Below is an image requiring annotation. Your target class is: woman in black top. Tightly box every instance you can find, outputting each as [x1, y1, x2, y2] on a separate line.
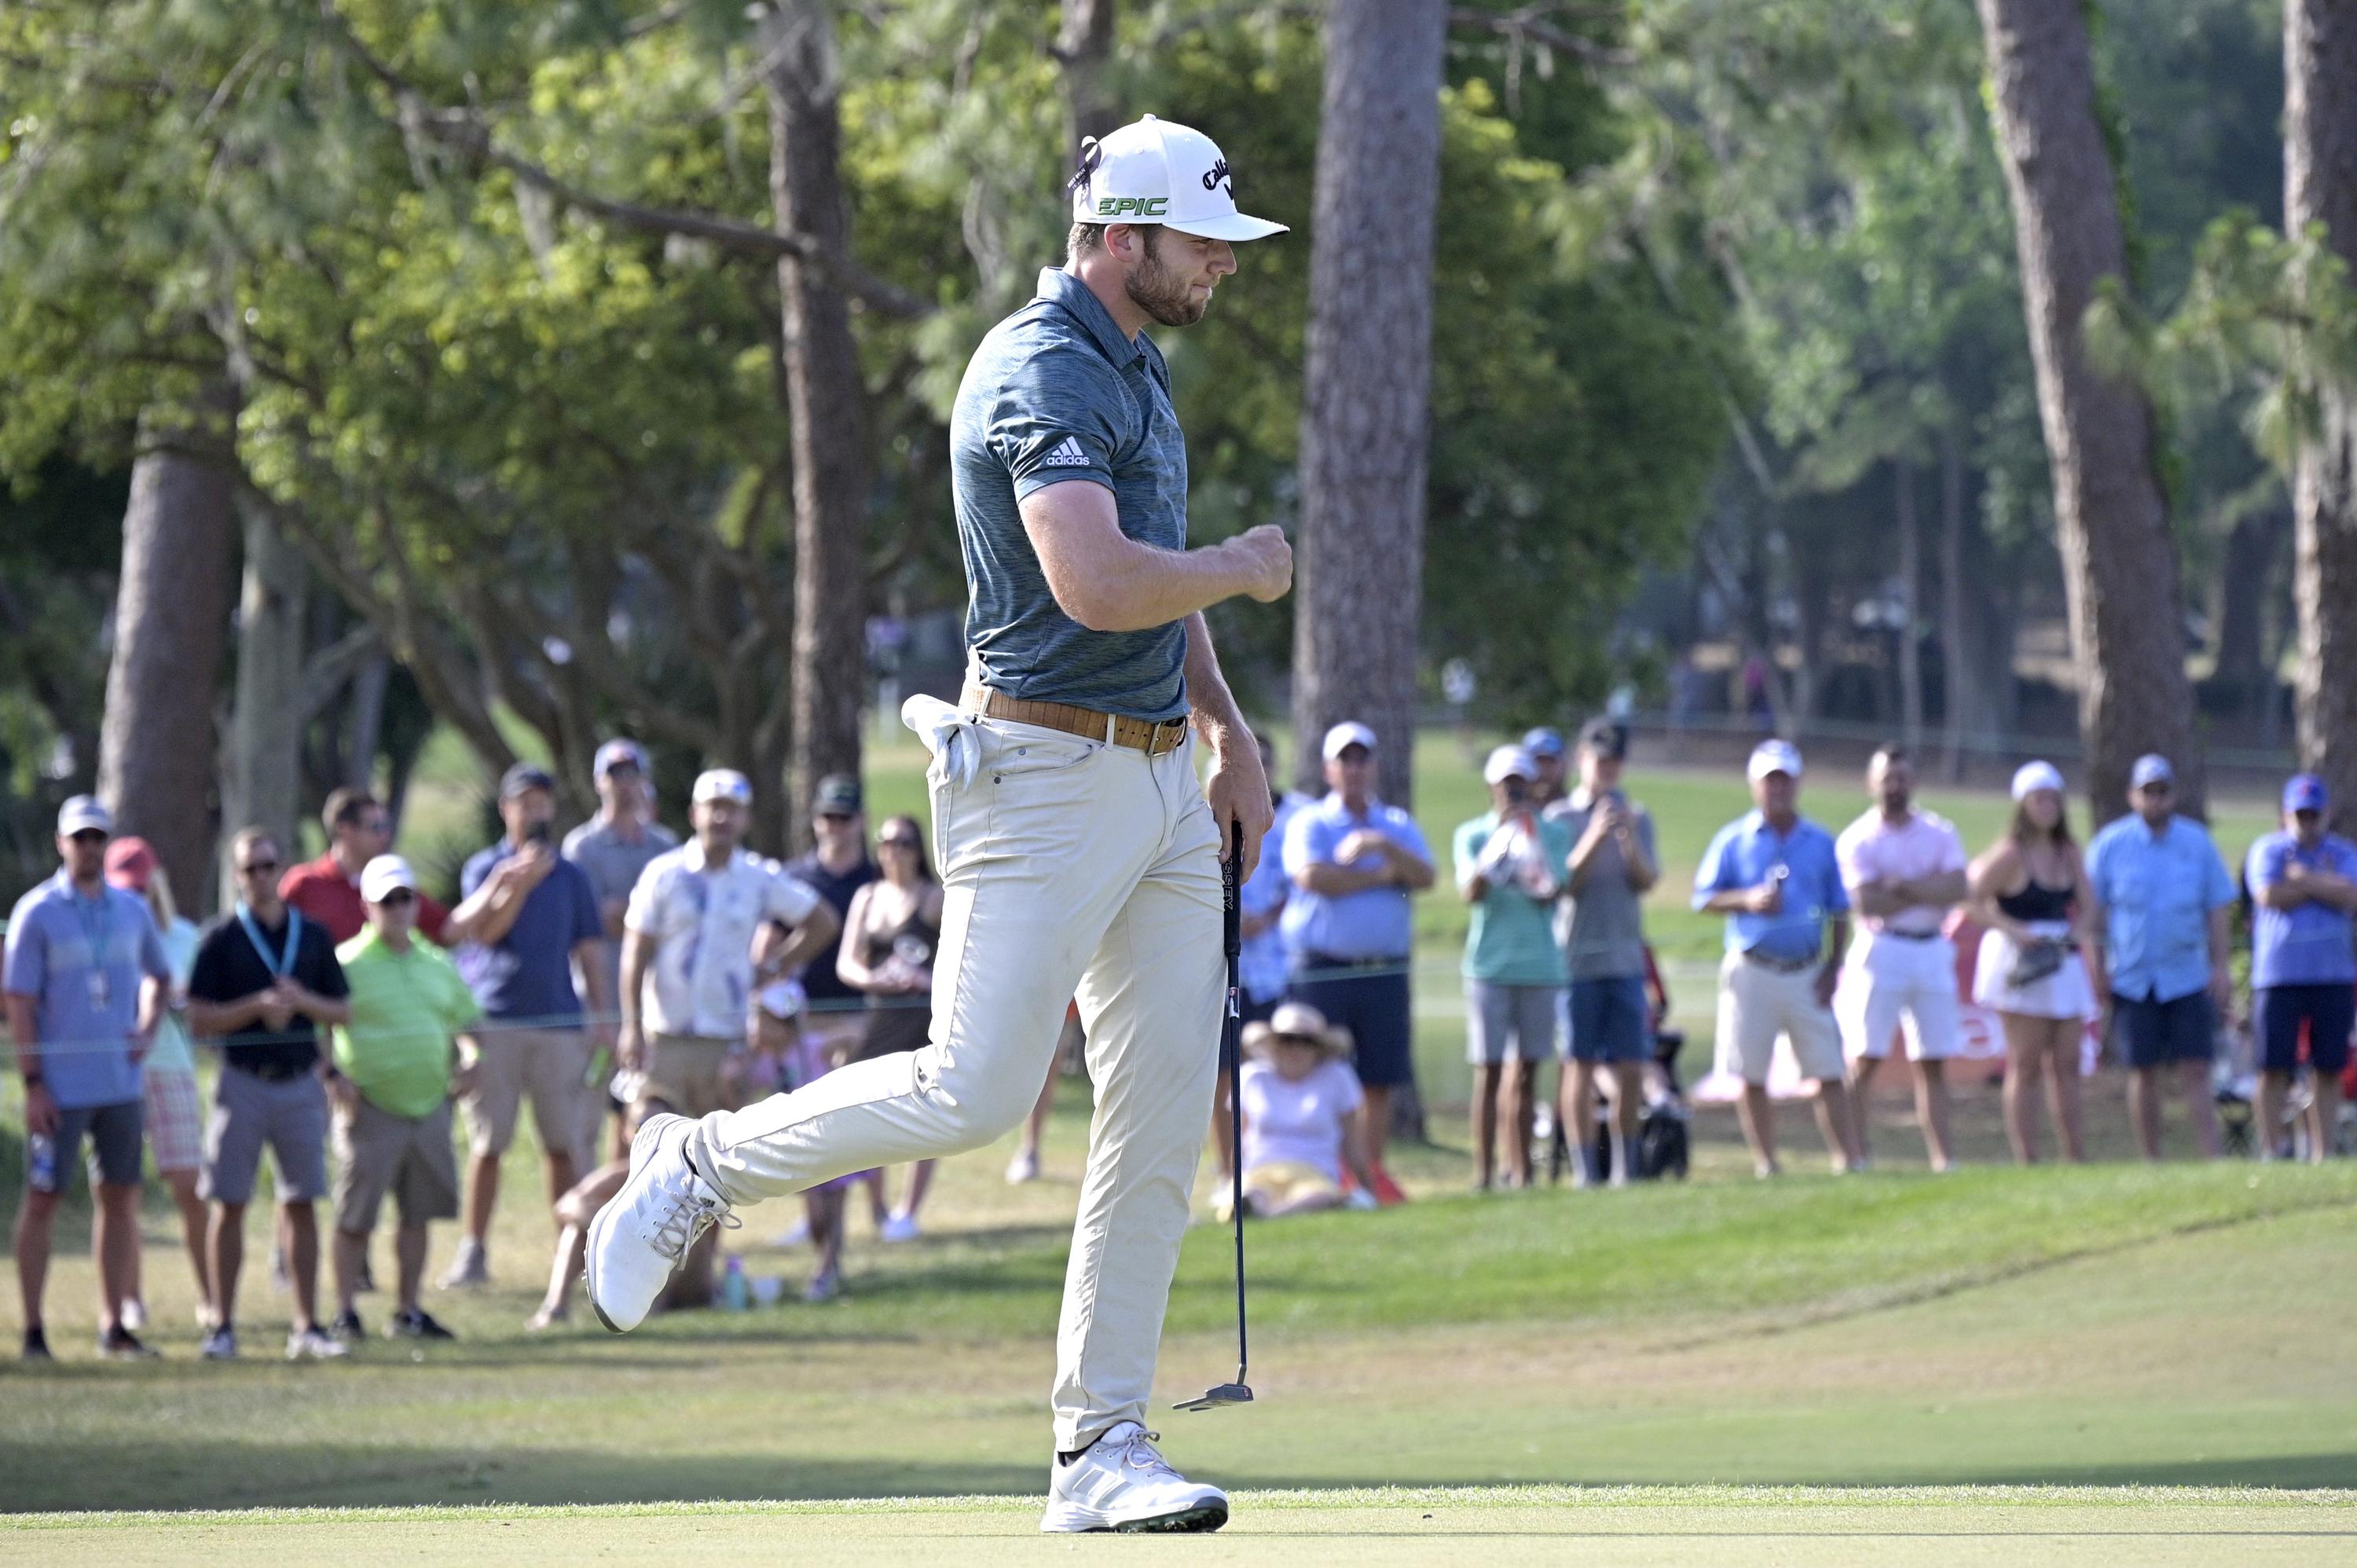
[1967, 762, 2096, 1163]
[834, 815, 944, 1240]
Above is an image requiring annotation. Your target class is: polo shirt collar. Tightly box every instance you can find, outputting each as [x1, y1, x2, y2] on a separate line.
[1035, 267, 1143, 368]
[682, 839, 739, 874]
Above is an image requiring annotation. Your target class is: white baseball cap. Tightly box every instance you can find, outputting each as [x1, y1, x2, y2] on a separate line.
[692, 768, 753, 806]
[359, 854, 420, 904]
[1747, 739, 1805, 782]
[2011, 760, 2066, 801]
[1483, 745, 1539, 786]
[1322, 721, 1378, 761]
[56, 795, 112, 837]
[1071, 115, 1288, 243]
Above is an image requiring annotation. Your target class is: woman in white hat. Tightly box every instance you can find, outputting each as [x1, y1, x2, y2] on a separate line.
[1219, 1002, 1380, 1220]
[1967, 761, 2096, 1163]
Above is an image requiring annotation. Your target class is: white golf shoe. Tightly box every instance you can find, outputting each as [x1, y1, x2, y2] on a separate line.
[584, 1112, 737, 1332]
[1040, 1422, 1229, 1533]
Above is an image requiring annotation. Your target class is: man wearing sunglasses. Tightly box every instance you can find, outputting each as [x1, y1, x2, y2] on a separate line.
[324, 855, 482, 1341]
[187, 827, 354, 1360]
[5, 796, 172, 1361]
[2084, 755, 2235, 1160]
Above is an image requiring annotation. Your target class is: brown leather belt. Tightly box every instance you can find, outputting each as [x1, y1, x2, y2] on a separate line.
[962, 681, 1189, 757]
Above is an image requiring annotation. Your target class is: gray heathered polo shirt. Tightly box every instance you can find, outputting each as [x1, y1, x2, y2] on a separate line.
[948, 267, 1190, 722]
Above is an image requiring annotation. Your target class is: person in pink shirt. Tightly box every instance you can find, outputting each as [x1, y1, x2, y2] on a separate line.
[1835, 745, 1970, 1170]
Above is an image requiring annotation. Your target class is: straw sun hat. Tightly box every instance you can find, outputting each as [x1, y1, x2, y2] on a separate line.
[1241, 1001, 1354, 1062]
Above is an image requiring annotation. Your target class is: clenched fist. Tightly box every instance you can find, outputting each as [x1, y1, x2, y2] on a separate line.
[1226, 525, 1293, 603]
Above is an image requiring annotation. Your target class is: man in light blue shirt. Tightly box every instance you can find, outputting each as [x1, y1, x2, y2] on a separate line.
[2245, 772, 2356, 1160]
[3, 796, 170, 1360]
[1692, 741, 1860, 1175]
[1282, 721, 1435, 1192]
[2084, 754, 2234, 1161]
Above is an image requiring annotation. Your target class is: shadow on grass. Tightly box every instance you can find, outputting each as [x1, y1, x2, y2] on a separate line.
[5, 1436, 2353, 1514]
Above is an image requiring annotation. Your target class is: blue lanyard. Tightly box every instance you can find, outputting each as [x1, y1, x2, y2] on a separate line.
[236, 903, 302, 978]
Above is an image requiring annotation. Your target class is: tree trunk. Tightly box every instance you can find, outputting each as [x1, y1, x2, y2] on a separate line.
[1976, 0, 2201, 822]
[1895, 457, 1924, 753]
[2287, 0, 2357, 838]
[97, 385, 240, 910]
[2209, 502, 2289, 709]
[1291, 0, 1446, 805]
[346, 649, 390, 792]
[219, 505, 308, 907]
[765, 0, 868, 852]
[1057, 0, 1121, 166]
[1938, 426, 1971, 779]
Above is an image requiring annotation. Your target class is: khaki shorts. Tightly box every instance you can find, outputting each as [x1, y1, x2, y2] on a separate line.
[1217, 1159, 1341, 1222]
[460, 1025, 596, 1164]
[332, 1097, 460, 1233]
[1716, 952, 1845, 1086]
[641, 1034, 742, 1120]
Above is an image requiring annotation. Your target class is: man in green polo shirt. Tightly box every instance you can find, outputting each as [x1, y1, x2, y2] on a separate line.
[327, 855, 479, 1341]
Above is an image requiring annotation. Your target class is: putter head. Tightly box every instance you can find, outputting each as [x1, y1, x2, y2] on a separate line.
[1173, 1382, 1254, 1412]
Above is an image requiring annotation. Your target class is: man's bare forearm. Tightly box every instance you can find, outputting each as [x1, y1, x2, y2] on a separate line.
[1182, 614, 1248, 754]
[1022, 489, 1263, 632]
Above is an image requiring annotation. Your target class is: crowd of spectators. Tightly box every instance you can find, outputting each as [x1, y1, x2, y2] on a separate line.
[6, 720, 2352, 1360]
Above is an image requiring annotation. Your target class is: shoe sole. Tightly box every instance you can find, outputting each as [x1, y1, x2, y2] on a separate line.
[1041, 1501, 1229, 1534]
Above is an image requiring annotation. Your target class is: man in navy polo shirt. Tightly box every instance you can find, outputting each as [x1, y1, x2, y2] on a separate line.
[2085, 754, 2234, 1161]
[2245, 772, 2356, 1160]
[1693, 740, 1861, 1176]
[586, 114, 1291, 1533]
[1282, 720, 1435, 1199]
[442, 762, 609, 1287]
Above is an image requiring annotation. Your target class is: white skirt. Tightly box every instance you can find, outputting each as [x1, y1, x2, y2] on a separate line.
[1971, 921, 2096, 1021]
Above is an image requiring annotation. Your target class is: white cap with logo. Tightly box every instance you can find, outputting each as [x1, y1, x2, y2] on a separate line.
[359, 854, 420, 905]
[1071, 115, 1288, 243]
[1747, 739, 1805, 782]
[692, 768, 753, 806]
[1483, 745, 1539, 786]
[56, 795, 112, 837]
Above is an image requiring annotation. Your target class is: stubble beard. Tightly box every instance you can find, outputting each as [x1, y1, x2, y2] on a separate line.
[1126, 243, 1206, 328]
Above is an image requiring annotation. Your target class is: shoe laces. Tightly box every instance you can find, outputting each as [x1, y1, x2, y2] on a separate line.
[647, 1183, 739, 1261]
[1114, 1428, 1178, 1480]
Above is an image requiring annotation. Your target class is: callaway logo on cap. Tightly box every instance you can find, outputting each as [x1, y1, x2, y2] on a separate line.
[1069, 115, 1288, 243]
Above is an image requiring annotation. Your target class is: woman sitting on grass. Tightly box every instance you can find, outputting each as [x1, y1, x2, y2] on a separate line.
[1219, 1002, 1380, 1220]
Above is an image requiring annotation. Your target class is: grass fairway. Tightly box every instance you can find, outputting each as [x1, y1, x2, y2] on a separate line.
[7, 1488, 2350, 1565]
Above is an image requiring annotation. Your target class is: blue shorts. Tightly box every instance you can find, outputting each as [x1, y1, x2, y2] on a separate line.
[1567, 975, 1650, 1064]
[1290, 959, 1415, 1089]
[2110, 991, 2216, 1070]
[2254, 983, 2355, 1075]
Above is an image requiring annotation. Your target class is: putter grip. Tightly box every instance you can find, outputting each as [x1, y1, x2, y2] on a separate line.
[1223, 820, 1241, 959]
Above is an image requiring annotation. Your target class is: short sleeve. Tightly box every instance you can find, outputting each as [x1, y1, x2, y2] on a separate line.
[137, 907, 170, 982]
[1283, 808, 1324, 879]
[2201, 835, 2235, 910]
[1937, 823, 1969, 874]
[2084, 831, 2113, 903]
[990, 345, 1128, 502]
[308, 932, 350, 1000]
[1820, 841, 1853, 914]
[1692, 826, 1736, 907]
[624, 863, 669, 936]
[1635, 810, 1658, 866]
[766, 869, 823, 928]
[460, 850, 495, 900]
[1452, 821, 1484, 890]
[1387, 809, 1432, 863]
[186, 926, 235, 1004]
[2246, 837, 2287, 894]
[2, 907, 45, 998]
[1325, 1060, 1365, 1116]
[438, 957, 484, 1032]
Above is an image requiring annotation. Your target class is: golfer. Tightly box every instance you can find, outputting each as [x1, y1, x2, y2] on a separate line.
[588, 114, 1290, 1535]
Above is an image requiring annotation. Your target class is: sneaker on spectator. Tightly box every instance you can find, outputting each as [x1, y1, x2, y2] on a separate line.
[22, 1327, 52, 1362]
[803, 1269, 840, 1304]
[1004, 1148, 1041, 1185]
[286, 1326, 350, 1361]
[438, 1238, 490, 1290]
[200, 1325, 238, 1361]
[98, 1324, 159, 1361]
[120, 1298, 147, 1333]
[329, 1309, 366, 1343]
[389, 1309, 456, 1341]
[1369, 1166, 1408, 1206]
[879, 1211, 922, 1244]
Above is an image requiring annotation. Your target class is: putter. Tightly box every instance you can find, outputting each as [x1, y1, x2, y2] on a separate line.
[1176, 819, 1254, 1413]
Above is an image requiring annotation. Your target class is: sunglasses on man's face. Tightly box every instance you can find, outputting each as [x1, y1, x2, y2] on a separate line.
[2139, 782, 2173, 797]
[879, 836, 921, 850]
[239, 859, 280, 876]
[374, 889, 416, 908]
[68, 830, 108, 845]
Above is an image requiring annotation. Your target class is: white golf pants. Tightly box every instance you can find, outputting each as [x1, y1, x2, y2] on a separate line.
[685, 715, 1223, 1450]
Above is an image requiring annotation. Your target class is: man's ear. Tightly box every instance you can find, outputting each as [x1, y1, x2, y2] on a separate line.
[1102, 222, 1143, 262]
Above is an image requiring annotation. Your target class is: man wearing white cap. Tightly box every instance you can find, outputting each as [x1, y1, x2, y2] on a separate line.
[1692, 741, 1862, 1175]
[1281, 720, 1436, 1199]
[1452, 746, 1571, 1190]
[620, 770, 837, 1125]
[588, 114, 1290, 1533]
[1834, 745, 1970, 1171]
[327, 855, 480, 1342]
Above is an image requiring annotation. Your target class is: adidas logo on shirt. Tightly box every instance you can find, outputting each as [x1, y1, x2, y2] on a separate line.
[1040, 436, 1091, 467]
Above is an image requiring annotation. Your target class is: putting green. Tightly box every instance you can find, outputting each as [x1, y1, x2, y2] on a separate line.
[7, 1487, 2349, 1565]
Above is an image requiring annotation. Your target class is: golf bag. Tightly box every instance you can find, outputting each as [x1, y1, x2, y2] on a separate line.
[1545, 1028, 1691, 1181]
